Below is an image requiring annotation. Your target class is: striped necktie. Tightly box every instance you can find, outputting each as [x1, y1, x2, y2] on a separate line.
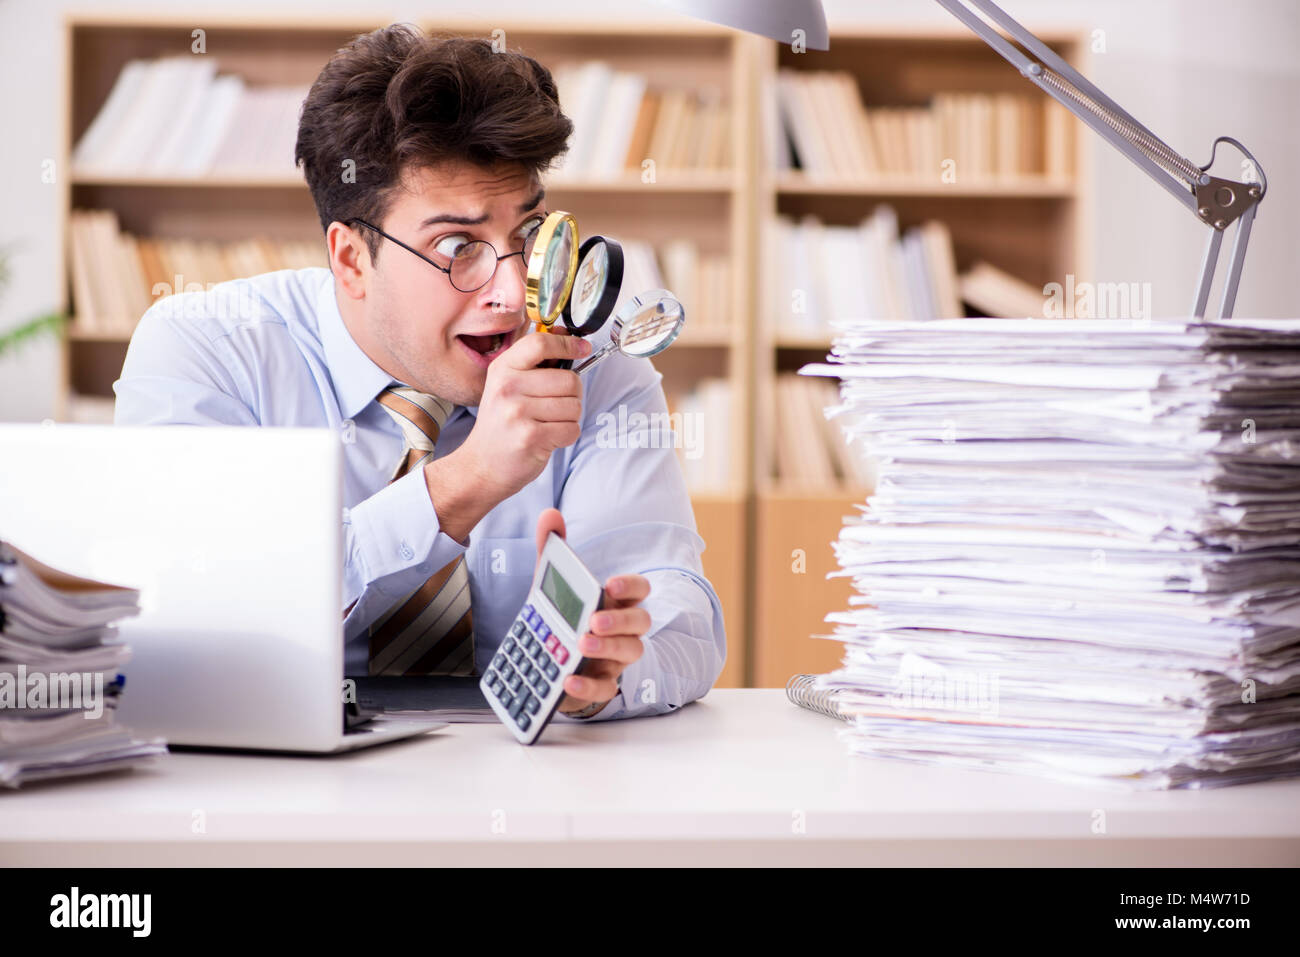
[367, 385, 476, 677]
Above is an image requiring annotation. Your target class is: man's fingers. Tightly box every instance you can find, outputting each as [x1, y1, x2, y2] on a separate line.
[515, 370, 582, 400]
[535, 508, 565, 558]
[519, 395, 583, 423]
[532, 420, 583, 450]
[564, 670, 619, 705]
[604, 574, 651, 604]
[578, 633, 644, 665]
[589, 607, 651, 637]
[505, 329, 591, 371]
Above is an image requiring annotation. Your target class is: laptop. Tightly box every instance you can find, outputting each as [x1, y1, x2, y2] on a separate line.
[0, 423, 454, 752]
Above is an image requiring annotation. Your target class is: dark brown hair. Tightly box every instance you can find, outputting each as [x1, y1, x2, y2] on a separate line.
[295, 24, 572, 262]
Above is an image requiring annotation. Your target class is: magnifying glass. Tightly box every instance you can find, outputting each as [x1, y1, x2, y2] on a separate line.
[563, 236, 624, 337]
[544, 236, 626, 370]
[525, 211, 579, 330]
[571, 290, 685, 375]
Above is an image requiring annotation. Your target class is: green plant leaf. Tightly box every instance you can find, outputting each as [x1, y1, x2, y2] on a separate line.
[0, 312, 66, 358]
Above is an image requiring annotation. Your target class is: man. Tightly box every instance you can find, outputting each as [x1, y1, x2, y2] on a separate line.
[113, 25, 725, 721]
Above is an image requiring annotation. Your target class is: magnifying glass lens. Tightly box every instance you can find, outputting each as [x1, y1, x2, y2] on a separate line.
[572, 244, 608, 327]
[619, 295, 684, 357]
[538, 219, 575, 318]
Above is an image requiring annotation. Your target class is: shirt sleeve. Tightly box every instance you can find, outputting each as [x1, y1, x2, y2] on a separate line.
[113, 302, 260, 427]
[113, 299, 469, 677]
[551, 353, 727, 722]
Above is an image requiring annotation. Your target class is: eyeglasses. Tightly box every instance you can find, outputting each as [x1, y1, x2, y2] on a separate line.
[347, 217, 542, 294]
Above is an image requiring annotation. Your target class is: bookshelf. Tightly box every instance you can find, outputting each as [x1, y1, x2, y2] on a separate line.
[750, 26, 1091, 686]
[57, 15, 1092, 690]
[58, 13, 753, 687]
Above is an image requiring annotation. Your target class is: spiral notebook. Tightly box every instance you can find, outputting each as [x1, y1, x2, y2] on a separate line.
[785, 673, 849, 723]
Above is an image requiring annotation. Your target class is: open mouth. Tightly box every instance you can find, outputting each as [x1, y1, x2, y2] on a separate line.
[456, 326, 517, 366]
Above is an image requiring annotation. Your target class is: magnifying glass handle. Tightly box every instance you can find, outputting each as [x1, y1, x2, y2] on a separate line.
[572, 341, 616, 375]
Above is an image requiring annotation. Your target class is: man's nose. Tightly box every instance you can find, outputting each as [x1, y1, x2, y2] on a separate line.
[480, 252, 527, 315]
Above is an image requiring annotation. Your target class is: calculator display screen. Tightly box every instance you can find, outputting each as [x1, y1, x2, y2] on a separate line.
[540, 562, 583, 631]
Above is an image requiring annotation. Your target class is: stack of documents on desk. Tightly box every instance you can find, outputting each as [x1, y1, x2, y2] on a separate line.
[0, 540, 166, 787]
[800, 318, 1300, 790]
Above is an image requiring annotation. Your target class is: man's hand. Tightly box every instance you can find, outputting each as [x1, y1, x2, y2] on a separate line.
[534, 508, 649, 718]
[424, 331, 591, 544]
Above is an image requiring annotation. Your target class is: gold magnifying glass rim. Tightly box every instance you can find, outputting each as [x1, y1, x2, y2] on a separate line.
[525, 210, 579, 327]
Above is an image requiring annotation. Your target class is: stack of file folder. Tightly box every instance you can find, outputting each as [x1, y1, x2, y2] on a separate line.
[801, 318, 1300, 789]
[0, 540, 166, 787]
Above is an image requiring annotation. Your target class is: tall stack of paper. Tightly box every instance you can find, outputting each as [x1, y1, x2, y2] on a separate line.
[0, 541, 166, 787]
[801, 318, 1300, 790]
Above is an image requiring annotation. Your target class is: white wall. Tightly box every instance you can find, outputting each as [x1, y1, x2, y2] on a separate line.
[2, 0, 1296, 421]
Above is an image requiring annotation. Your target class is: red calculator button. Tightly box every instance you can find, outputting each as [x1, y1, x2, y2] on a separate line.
[554, 645, 569, 665]
[545, 635, 559, 652]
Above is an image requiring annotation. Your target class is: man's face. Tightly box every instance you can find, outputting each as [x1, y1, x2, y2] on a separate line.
[356, 161, 546, 406]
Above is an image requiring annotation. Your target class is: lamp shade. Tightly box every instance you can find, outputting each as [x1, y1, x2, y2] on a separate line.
[648, 0, 829, 50]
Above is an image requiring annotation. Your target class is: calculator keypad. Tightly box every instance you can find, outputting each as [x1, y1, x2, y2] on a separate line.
[483, 602, 582, 743]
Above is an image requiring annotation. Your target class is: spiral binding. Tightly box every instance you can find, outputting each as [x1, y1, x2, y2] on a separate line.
[785, 673, 849, 723]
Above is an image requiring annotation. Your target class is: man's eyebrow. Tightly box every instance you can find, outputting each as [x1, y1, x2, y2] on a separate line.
[519, 189, 545, 212]
[417, 210, 489, 230]
[415, 190, 545, 232]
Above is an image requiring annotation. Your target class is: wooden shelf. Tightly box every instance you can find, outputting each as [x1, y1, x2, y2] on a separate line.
[774, 173, 1077, 198]
[549, 173, 737, 192]
[66, 325, 133, 343]
[70, 171, 739, 192]
[672, 328, 733, 348]
[772, 334, 835, 350]
[70, 171, 305, 188]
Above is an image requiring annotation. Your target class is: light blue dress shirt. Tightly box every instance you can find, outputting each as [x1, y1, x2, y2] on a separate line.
[113, 266, 726, 721]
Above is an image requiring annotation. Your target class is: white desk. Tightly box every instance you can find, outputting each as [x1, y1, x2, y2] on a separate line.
[3, 690, 1298, 866]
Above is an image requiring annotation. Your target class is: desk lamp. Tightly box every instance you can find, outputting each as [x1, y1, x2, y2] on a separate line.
[654, 0, 1267, 319]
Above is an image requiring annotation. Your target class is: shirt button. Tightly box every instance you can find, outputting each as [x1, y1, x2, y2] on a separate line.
[399, 541, 414, 561]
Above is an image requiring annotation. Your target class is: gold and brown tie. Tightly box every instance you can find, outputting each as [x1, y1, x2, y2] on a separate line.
[367, 385, 476, 677]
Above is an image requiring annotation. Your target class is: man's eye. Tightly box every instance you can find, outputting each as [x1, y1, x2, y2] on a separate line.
[433, 234, 471, 259]
[515, 217, 546, 250]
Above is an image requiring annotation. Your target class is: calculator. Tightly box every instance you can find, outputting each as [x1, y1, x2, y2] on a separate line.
[480, 531, 606, 744]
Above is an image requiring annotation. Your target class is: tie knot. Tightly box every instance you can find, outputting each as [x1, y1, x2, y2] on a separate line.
[375, 385, 455, 452]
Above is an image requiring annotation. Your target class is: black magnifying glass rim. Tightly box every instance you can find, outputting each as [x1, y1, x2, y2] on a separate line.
[562, 235, 624, 337]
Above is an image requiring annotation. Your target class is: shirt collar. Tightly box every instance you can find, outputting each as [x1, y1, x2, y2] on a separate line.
[317, 271, 397, 420]
[317, 271, 480, 422]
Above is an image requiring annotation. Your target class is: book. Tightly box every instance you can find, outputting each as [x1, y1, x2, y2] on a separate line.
[71, 56, 306, 176]
[959, 260, 1046, 318]
[65, 210, 329, 337]
[775, 75, 1052, 182]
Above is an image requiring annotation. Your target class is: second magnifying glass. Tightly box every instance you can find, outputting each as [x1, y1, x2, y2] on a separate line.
[547, 235, 625, 369]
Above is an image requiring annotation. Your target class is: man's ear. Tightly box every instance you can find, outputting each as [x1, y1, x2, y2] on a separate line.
[535, 508, 566, 560]
[328, 221, 369, 301]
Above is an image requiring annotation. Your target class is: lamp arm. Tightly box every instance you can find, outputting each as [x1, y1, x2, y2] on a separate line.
[934, 0, 1267, 318]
